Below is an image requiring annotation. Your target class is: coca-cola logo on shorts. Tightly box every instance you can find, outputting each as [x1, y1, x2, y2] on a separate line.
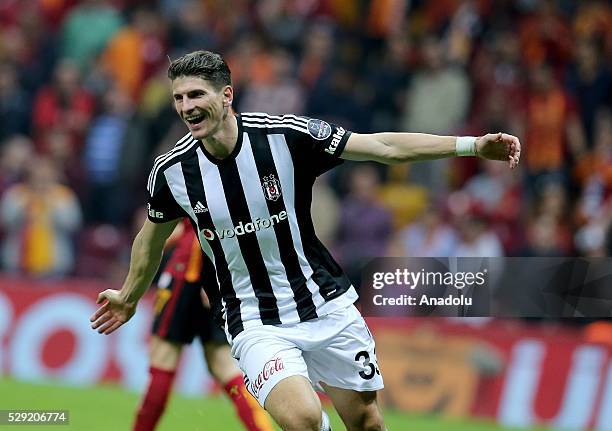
[249, 357, 285, 398]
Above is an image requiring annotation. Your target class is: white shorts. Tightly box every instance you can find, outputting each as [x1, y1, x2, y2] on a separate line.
[230, 304, 384, 406]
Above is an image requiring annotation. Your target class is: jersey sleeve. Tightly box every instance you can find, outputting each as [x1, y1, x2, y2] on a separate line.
[147, 175, 187, 223]
[292, 117, 352, 176]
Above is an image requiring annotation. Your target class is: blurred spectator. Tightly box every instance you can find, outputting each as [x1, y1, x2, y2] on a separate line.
[297, 21, 335, 91]
[255, 0, 309, 49]
[140, 69, 185, 163]
[12, 2, 59, 90]
[401, 35, 470, 193]
[573, 0, 612, 58]
[566, 38, 612, 145]
[37, 0, 79, 32]
[520, 215, 567, 257]
[445, 0, 483, 66]
[471, 30, 525, 124]
[239, 48, 305, 115]
[193, 1, 251, 50]
[139, 67, 172, 122]
[0, 9, 57, 96]
[83, 85, 148, 226]
[454, 85, 523, 189]
[225, 36, 273, 105]
[462, 160, 522, 251]
[401, 35, 470, 136]
[310, 1, 351, 33]
[31, 59, 95, 156]
[523, 63, 586, 194]
[0, 157, 81, 277]
[307, 64, 369, 132]
[0, 135, 33, 195]
[520, 182, 573, 256]
[60, 0, 123, 71]
[82, 53, 115, 101]
[535, 181, 570, 222]
[364, 32, 411, 132]
[390, 208, 458, 257]
[575, 220, 610, 257]
[168, 0, 220, 55]
[102, 7, 167, 102]
[463, 161, 521, 219]
[334, 164, 393, 286]
[573, 109, 612, 257]
[0, 64, 30, 142]
[311, 175, 340, 248]
[45, 127, 87, 197]
[518, 0, 573, 71]
[454, 214, 504, 257]
[378, 164, 429, 229]
[74, 223, 130, 281]
[366, 0, 408, 39]
[574, 109, 612, 224]
[0, 0, 22, 27]
[457, 51, 522, 183]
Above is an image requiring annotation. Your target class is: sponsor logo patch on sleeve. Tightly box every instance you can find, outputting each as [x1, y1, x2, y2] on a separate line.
[307, 119, 332, 140]
[324, 126, 346, 155]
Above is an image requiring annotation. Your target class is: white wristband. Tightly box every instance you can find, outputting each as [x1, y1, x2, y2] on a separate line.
[456, 136, 477, 157]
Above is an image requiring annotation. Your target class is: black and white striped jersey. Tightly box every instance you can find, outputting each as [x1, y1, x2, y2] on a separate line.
[146, 113, 358, 339]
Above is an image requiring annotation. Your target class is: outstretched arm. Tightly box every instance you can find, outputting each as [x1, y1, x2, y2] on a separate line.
[90, 218, 179, 334]
[342, 131, 521, 168]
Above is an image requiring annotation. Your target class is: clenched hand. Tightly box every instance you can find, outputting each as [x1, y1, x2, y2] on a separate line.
[476, 132, 521, 169]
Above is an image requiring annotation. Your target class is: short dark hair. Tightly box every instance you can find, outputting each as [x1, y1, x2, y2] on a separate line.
[167, 50, 231, 89]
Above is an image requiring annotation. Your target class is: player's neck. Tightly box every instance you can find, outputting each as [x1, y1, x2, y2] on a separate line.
[201, 113, 238, 160]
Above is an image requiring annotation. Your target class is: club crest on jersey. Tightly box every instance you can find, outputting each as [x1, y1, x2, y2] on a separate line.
[307, 119, 332, 140]
[262, 174, 282, 201]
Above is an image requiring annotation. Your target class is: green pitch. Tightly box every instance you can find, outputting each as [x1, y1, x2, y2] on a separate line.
[0, 378, 549, 430]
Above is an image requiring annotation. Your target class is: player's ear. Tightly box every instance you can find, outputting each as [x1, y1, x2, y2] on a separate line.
[223, 85, 233, 107]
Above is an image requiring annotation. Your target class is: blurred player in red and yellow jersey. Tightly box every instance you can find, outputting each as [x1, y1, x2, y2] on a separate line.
[133, 219, 272, 431]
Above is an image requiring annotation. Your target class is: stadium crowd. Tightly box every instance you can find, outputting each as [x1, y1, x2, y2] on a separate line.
[0, 0, 610, 283]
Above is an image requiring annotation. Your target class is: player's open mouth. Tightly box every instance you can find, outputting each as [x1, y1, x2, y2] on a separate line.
[185, 114, 205, 127]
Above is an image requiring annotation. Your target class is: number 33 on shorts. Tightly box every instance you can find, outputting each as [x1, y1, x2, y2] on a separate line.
[355, 349, 380, 380]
